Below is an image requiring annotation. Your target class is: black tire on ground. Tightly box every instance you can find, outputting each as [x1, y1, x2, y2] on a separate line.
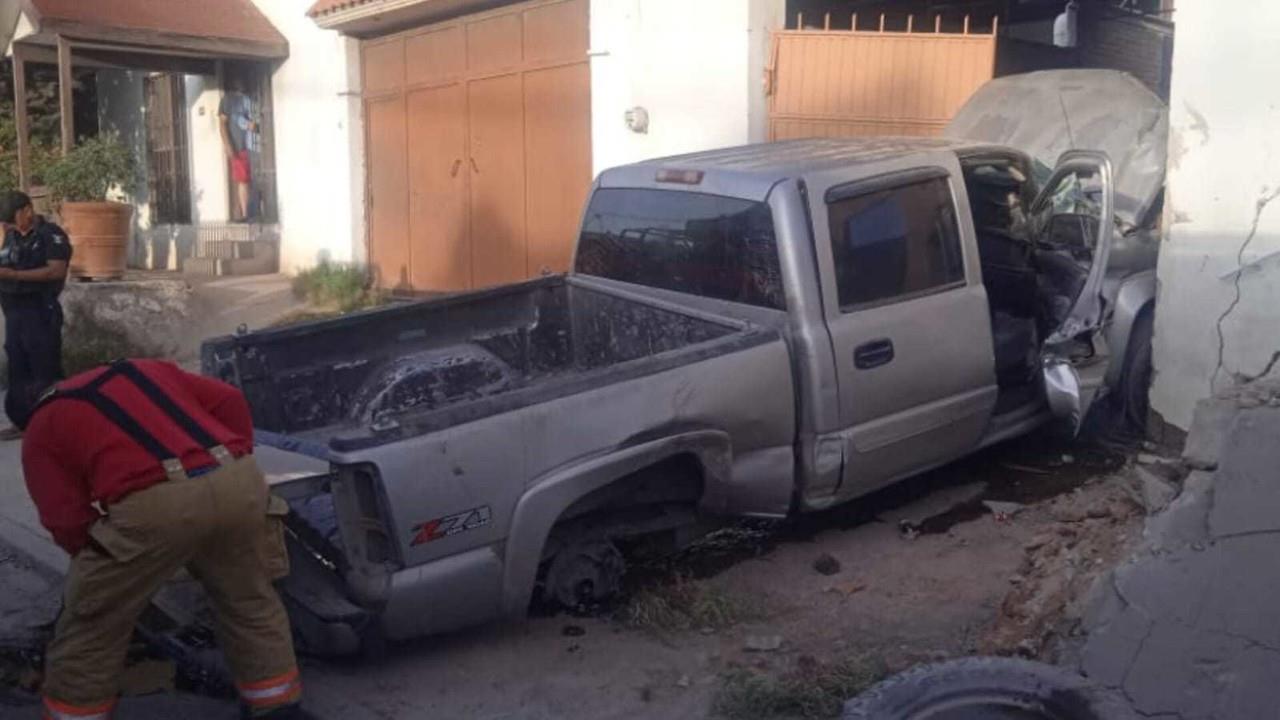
[1119, 307, 1155, 431]
[842, 657, 1138, 720]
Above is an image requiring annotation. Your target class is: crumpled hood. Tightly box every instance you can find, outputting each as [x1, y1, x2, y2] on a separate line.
[944, 69, 1168, 230]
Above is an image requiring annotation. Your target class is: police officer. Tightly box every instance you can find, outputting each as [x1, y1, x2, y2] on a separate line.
[22, 358, 313, 719]
[0, 190, 71, 432]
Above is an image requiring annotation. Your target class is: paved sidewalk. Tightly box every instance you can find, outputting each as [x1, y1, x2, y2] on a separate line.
[1078, 381, 1280, 719]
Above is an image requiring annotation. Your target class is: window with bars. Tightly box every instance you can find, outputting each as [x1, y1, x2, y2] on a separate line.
[143, 73, 192, 225]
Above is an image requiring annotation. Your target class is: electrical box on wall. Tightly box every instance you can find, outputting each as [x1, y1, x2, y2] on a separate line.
[624, 106, 649, 134]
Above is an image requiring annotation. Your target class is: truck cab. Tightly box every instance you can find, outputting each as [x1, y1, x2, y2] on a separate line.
[584, 137, 1119, 512]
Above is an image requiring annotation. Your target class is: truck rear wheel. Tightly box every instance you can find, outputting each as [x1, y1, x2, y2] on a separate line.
[544, 540, 626, 609]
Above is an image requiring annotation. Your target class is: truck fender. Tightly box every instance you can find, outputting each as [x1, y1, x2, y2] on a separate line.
[1103, 269, 1157, 390]
[500, 429, 732, 617]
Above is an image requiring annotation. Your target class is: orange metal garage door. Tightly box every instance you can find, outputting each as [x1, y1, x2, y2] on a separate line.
[362, 0, 591, 292]
[768, 15, 997, 140]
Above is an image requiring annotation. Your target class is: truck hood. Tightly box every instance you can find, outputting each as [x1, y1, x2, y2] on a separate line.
[944, 69, 1167, 230]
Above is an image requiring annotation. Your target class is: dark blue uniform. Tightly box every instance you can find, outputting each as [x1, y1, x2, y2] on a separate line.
[1, 216, 71, 428]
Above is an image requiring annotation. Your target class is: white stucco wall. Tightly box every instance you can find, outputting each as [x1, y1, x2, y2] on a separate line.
[1151, 0, 1280, 430]
[185, 74, 231, 226]
[252, 0, 365, 272]
[588, 0, 784, 175]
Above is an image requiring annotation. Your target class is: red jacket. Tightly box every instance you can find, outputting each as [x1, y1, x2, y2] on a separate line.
[21, 359, 254, 554]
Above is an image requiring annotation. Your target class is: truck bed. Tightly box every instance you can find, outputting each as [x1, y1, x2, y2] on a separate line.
[202, 276, 765, 452]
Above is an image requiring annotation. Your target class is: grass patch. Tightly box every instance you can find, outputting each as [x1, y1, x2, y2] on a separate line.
[291, 261, 387, 313]
[712, 656, 889, 720]
[621, 577, 765, 634]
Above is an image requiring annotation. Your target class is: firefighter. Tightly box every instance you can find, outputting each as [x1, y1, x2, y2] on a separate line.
[20, 358, 312, 719]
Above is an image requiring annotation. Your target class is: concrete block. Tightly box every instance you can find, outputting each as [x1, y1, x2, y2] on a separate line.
[1208, 409, 1280, 537]
[1182, 398, 1236, 471]
[1136, 466, 1178, 514]
[1142, 470, 1214, 548]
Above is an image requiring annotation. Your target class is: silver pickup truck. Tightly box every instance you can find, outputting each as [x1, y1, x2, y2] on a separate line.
[202, 70, 1167, 655]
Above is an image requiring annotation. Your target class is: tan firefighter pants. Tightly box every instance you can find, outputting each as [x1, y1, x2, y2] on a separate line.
[42, 454, 300, 714]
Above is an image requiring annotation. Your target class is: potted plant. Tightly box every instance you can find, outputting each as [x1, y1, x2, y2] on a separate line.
[44, 131, 137, 280]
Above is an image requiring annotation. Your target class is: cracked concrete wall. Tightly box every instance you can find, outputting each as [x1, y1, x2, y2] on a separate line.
[1151, 0, 1280, 430]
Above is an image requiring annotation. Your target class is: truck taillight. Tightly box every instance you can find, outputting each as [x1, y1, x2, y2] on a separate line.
[656, 169, 704, 185]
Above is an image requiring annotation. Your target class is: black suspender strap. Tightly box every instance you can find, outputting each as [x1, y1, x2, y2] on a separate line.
[35, 360, 233, 481]
[57, 388, 180, 462]
[112, 361, 222, 450]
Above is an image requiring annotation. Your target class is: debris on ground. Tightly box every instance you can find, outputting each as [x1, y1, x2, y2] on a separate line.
[981, 471, 1141, 658]
[1133, 465, 1178, 513]
[982, 500, 1025, 522]
[811, 553, 841, 576]
[822, 581, 866, 597]
[743, 635, 783, 653]
[562, 624, 585, 637]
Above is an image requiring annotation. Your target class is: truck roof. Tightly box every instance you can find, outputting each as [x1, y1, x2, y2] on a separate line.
[598, 137, 1004, 201]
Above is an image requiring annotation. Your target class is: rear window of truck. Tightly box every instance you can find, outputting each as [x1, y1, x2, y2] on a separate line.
[575, 188, 786, 310]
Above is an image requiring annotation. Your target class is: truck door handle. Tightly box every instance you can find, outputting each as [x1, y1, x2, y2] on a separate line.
[854, 339, 895, 370]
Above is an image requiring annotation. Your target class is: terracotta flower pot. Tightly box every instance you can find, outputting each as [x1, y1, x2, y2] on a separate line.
[59, 201, 133, 280]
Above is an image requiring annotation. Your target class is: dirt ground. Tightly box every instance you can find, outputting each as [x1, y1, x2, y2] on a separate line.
[294, 431, 1145, 720]
[0, 430, 1150, 719]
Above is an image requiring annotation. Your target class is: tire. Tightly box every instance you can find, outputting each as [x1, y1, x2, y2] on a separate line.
[544, 540, 626, 609]
[842, 657, 1137, 720]
[1119, 307, 1154, 432]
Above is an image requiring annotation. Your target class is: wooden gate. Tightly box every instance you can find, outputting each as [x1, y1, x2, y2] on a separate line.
[362, 0, 591, 292]
[768, 15, 998, 140]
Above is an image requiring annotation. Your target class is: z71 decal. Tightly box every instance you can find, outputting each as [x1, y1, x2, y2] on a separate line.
[410, 505, 492, 546]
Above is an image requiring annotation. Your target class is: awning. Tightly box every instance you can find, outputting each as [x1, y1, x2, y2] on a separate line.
[13, 0, 288, 61]
[309, 0, 516, 36]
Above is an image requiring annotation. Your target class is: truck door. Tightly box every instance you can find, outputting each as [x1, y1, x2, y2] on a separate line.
[1030, 151, 1116, 431]
[807, 163, 999, 499]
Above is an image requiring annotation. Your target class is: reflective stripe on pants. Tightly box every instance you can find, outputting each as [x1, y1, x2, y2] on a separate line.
[42, 696, 115, 720]
[239, 667, 303, 714]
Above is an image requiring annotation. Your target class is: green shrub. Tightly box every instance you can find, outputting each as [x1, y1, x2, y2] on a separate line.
[44, 131, 137, 203]
[291, 261, 384, 313]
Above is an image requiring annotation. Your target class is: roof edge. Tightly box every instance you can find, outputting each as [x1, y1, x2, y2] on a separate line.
[40, 16, 288, 60]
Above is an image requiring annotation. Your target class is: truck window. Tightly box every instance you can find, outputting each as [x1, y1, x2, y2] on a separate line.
[576, 188, 786, 310]
[827, 176, 964, 310]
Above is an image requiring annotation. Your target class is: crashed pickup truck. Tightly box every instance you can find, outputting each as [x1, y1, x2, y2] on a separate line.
[201, 70, 1166, 654]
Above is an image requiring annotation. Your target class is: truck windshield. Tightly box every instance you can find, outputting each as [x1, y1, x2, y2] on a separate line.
[575, 188, 786, 310]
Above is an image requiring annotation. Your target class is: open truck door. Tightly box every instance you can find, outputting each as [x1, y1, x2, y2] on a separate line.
[1030, 151, 1115, 433]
